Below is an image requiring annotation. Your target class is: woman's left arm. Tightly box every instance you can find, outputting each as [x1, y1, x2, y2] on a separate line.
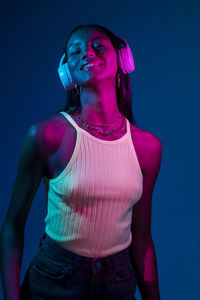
[129, 134, 162, 300]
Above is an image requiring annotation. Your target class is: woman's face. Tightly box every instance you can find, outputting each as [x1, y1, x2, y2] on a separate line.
[66, 27, 119, 88]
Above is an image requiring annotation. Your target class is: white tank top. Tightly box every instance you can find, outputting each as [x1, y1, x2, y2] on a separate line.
[43, 111, 143, 258]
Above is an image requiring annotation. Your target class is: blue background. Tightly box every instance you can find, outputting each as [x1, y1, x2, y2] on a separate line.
[0, 0, 200, 299]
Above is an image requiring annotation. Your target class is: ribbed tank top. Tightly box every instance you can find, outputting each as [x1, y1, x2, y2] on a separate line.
[43, 111, 143, 258]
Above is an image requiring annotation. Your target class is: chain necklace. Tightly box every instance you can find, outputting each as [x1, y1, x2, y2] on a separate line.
[72, 109, 126, 136]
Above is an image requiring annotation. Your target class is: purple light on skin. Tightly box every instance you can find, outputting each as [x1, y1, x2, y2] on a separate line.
[37, 121, 66, 158]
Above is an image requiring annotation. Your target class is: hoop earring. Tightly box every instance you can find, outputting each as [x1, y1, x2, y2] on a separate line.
[117, 73, 121, 88]
[75, 83, 80, 96]
[112, 73, 120, 89]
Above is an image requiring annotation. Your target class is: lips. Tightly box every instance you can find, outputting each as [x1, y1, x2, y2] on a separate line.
[80, 61, 103, 70]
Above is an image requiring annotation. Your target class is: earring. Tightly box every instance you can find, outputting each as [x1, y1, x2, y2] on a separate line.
[117, 73, 121, 88]
[75, 83, 80, 96]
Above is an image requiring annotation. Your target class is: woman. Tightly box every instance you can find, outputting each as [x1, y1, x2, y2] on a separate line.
[0, 24, 162, 300]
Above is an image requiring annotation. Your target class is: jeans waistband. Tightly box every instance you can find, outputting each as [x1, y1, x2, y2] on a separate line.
[38, 232, 132, 269]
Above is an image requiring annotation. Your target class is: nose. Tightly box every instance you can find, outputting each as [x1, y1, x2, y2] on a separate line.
[81, 47, 96, 60]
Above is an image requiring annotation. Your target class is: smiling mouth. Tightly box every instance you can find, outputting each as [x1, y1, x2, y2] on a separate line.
[81, 63, 103, 71]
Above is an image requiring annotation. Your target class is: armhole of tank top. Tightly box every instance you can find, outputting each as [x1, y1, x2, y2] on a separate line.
[43, 112, 82, 184]
[127, 125, 143, 181]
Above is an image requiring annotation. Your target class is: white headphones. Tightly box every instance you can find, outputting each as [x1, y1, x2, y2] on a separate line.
[58, 36, 135, 90]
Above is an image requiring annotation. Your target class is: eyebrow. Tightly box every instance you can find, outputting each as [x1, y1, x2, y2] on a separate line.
[67, 36, 109, 50]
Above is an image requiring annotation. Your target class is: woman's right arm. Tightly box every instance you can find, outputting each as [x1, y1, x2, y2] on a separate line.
[0, 125, 46, 300]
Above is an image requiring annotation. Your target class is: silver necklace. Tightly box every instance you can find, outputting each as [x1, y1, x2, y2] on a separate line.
[72, 110, 126, 136]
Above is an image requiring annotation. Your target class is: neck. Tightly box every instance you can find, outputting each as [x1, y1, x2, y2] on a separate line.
[79, 81, 120, 125]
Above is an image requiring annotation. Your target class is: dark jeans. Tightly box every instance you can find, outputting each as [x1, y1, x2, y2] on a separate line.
[19, 233, 137, 300]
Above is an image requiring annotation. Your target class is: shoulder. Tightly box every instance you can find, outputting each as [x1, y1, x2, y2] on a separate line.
[24, 113, 69, 159]
[130, 123, 162, 173]
[130, 123, 162, 147]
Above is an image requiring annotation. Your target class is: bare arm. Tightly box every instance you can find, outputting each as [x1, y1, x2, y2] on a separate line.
[0, 125, 45, 300]
[130, 135, 162, 300]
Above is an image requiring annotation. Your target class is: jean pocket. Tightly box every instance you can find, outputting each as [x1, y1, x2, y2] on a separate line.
[31, 253, 73, 280]
[112, 263, 137, 282]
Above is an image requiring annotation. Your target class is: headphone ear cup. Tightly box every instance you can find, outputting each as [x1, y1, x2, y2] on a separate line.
[58, 54, 75, 90]
[116, 37, 135, 74]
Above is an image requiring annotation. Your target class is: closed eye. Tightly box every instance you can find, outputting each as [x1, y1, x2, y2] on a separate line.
[71, 51, 80, 55]
[70, 45, 105, 56]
